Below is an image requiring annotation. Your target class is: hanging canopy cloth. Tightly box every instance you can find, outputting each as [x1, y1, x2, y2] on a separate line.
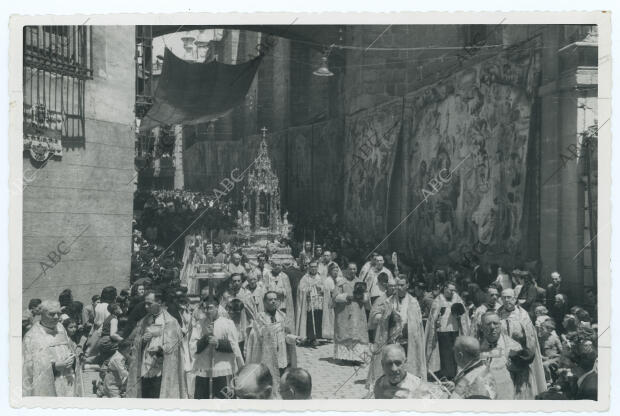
[140, 48, 262, 131]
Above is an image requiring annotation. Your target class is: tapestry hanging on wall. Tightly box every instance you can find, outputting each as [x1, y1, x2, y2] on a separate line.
[343, 98, 404, 241]
[403, 41, 542, 265]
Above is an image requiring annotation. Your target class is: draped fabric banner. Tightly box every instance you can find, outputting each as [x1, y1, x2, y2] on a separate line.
[141, 48, 262, 131]
[285, 126, 314, 218]
[403, 44, 541, 264]
[343, 98, 404, 241]
[312, 120, 344, 216]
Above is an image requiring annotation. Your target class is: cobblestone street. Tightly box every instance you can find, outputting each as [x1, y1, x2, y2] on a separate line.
[296, 341, 370, 399]
[83, 341, 370, 399]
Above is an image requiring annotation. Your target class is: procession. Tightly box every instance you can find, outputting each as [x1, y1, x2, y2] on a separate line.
[18, 22, 602, 403]
[22, 238, 599, 400]
[22, 181, 599, 400]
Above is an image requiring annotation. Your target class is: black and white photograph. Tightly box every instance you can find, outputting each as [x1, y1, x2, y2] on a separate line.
[8, 12, 611, 411]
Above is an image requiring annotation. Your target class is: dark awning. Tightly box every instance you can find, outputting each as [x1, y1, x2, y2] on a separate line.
[141, 48, 262, 131]
[150, 25, 342, 50]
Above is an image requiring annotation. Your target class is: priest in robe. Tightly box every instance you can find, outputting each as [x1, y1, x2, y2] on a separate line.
[367, 276, 426, 387]
[296, 261, 334, 346]
[192, 287, 227, 330]
[245, 291, 298, 395]
[317, 251, 331, 278]
[245, 273, 265, 316]
[263, 261, 295, 333]
[389, 277, 427, 377]
[366, 274, 414, 390]
[220, 273, 258, 354]
[297, 241, 314, 270]
[425, 282, 470, 380]
[325, 251, 344, 280]
[225, 299, 250, 360]
[372, 344, 447, 399]
[126, 291, 187, 398]
[363, 254, 393, 305]
[497, 288, 546, 399]
[22, 300, 84, 397]
[332, 267, 370, 363]
[449, 336, 496, 399]
[470, 285, 501, 338]
[478, 311, 519, 399]
[313, 245, 324, 262]
[189, 295, 244, 399]
[227, 252, 246, 276]
[255, 253, 271, 282]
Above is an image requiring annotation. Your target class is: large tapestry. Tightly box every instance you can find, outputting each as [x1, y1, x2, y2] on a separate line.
[344, 98, 404, 241]
[404, 45, 541, 264]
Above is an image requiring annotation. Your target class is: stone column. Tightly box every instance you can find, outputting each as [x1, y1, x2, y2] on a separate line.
[173, 124, 184, 189]
[538, 25, 598, 302]
[271, 38, 290, 132]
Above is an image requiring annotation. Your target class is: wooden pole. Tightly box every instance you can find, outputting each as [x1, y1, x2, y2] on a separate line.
[312, 230, 316, 259]
[208, 277, 215, 398]
[428, 370, 452, 396]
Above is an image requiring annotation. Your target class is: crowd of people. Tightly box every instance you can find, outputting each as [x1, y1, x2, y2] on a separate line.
[22, 239, 598, 400]
[134, 190, 236, 250]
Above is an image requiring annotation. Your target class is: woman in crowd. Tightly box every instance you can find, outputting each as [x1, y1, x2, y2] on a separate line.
[92, 303, 124, 365]
[63, 317, 88, 357]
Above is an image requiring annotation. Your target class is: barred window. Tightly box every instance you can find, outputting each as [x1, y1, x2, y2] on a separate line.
[23, 25, 92, 156]
[135, 25, 153, 119]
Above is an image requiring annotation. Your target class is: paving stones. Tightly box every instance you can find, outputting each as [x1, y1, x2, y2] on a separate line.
[82, 340, 370, 399]
[296, 341, 370, 399]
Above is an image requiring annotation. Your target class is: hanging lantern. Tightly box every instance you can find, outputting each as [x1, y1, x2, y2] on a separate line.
[313, 55, 334, 77]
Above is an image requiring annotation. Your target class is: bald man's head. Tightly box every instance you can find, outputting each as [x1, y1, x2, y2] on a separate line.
[381, 344, 407, 385]
[381, 343, 406, 362]
[39, 300, 62, 327]
[454, 336, 480, 369]
[280, 368, 312, 400]
[233, 364, 273, 399]
[501, 288, 515, 297]
[501, 288, 516, 310]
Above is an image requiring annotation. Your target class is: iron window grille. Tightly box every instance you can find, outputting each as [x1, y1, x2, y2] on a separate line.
[23, 26, 93, 148]
[135, 25, 153, 120]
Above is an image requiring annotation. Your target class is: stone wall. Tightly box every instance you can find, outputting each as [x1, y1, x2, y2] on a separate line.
[180, 25, 598, 298]
[22, 26, 136, 306]
[538, 25, 599, 301]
